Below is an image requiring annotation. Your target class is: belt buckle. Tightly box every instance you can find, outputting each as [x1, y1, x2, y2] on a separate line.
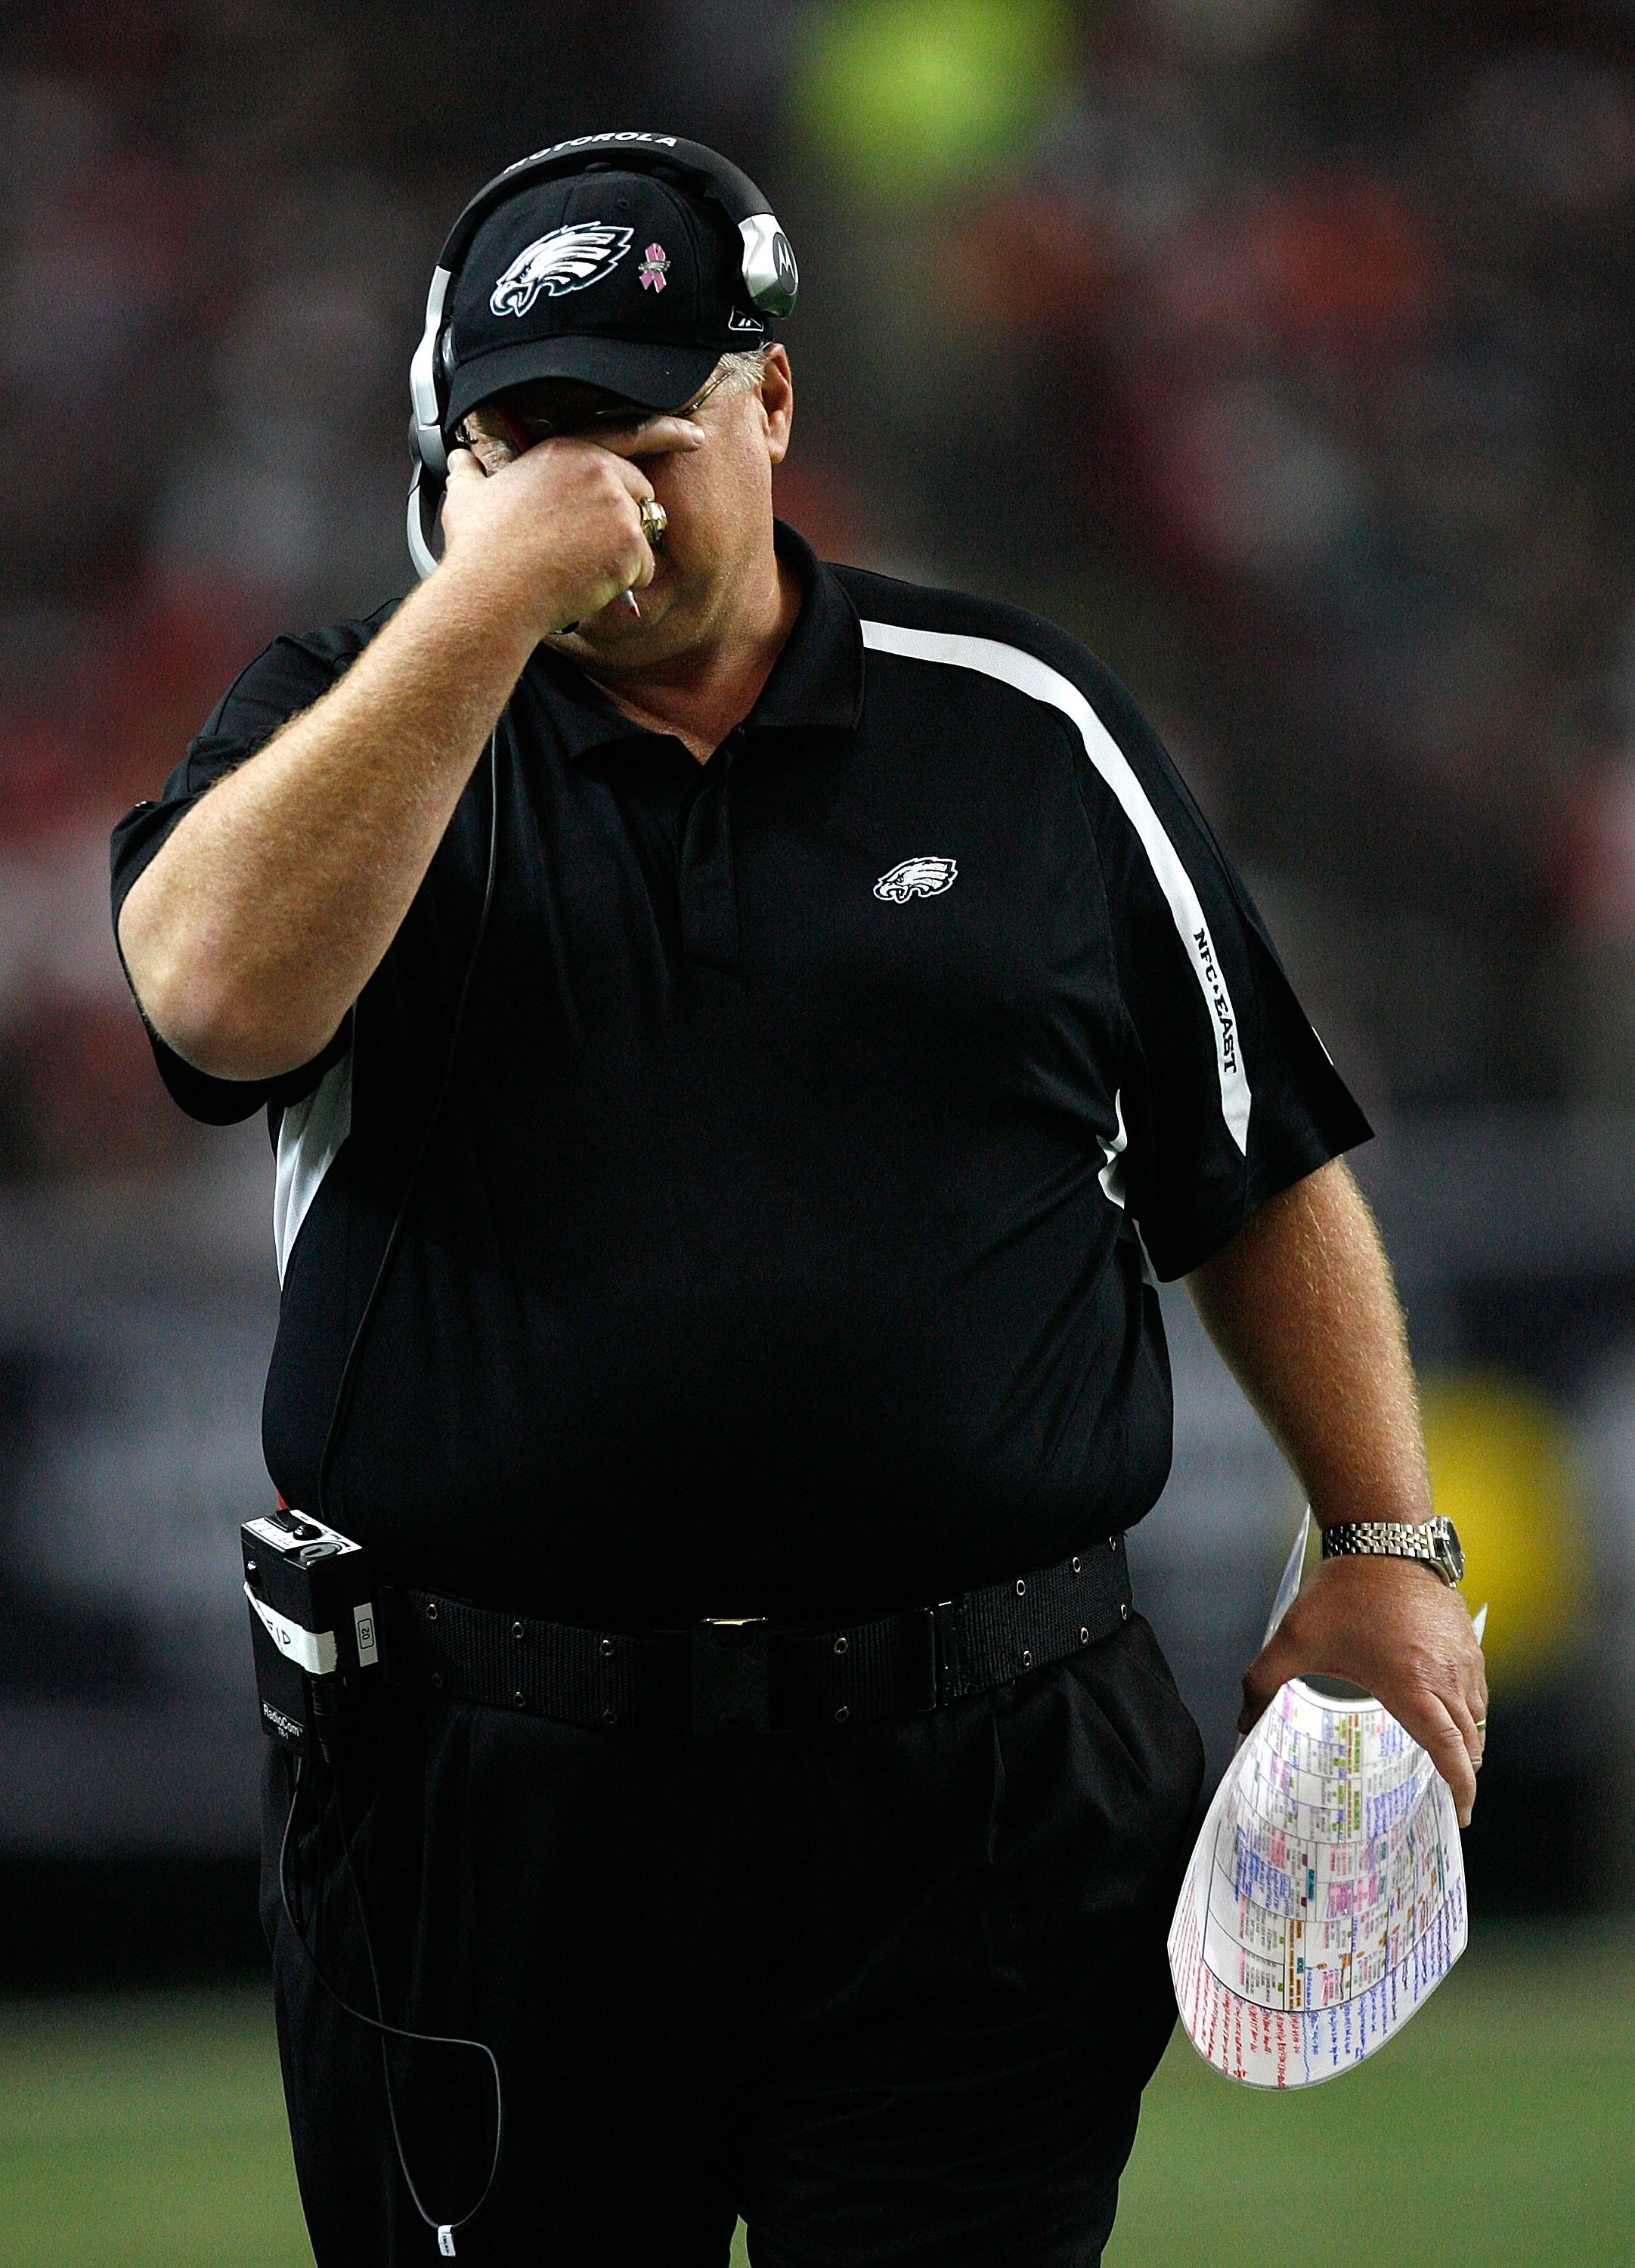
[690, 1616, 771, 1734]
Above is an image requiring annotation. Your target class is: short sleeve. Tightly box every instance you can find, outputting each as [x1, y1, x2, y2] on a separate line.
[1066, 652, 1372, 1280]
[109, 612, 393, 1125]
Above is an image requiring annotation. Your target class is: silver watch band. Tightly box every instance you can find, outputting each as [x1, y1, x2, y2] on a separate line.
[1320, 1518, 1462, 1584]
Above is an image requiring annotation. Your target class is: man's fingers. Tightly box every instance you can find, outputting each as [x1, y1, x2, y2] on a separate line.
[444, 445, 487, 488]
[1416, 1715, 1478, 1826]
[1464, 1665, 1488, 1743]
[1442, 1683, 1485, 1772]
[1398, 1690, 1479, 1825]
[1237, 1634, 1295, 1734]
[590, 415, 706, 463]
[1234, 1560, 1490, 1824]
[1454, 1613, 1488, 1766]
[609, 457, 658, 509]
[1238, 1612, 1486, 1817]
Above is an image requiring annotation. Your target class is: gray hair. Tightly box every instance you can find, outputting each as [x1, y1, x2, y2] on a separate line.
[715, 343, 775, 392]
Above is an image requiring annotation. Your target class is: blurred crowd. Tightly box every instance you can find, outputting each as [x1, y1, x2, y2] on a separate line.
[3, 1, 1635, 1896]
[800, 6, 1635, 1114]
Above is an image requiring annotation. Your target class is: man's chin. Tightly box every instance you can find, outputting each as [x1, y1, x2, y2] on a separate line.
[567, 578, 683, 658]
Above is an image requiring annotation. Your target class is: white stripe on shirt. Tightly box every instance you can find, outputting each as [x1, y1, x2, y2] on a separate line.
[273, 1049, 353, 1282]
[859, 619, 1251, 1154]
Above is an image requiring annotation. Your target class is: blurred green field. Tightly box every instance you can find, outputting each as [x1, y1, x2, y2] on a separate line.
[2, 1926, 1631, 2267]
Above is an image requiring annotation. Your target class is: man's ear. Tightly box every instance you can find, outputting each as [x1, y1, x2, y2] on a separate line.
[760, 346, 794, 467]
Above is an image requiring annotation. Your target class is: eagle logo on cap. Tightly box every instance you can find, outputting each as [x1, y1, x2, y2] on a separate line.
[489, 223, 634, 319]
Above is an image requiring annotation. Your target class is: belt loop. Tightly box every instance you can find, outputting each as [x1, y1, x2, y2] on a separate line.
[922, 1598, 965, 1706]
[914, 1607, 940, 1710]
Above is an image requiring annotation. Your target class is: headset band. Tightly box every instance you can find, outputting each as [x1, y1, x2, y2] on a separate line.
[434, 133, 795, 313]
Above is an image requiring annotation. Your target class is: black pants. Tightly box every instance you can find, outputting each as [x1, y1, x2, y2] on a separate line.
[263, 1612, 1204, 2268]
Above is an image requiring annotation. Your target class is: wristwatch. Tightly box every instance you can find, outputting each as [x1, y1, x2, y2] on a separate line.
[1319, 1517, 1465, 1587]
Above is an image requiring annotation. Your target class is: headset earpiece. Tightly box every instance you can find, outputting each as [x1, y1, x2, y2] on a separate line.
[738, 214, 799, 317]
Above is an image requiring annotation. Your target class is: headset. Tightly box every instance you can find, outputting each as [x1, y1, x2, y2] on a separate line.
[407, 132, 799, 578]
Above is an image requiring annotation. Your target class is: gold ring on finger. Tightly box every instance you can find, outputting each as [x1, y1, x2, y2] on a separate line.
[638, 497, 667, 547]
[1474, 1718, 1487, 1730]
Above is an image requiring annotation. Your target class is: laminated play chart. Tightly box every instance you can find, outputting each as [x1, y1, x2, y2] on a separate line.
[1168, 1511, 1487, 2087]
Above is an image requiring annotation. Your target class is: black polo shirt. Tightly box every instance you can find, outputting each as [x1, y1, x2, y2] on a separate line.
[111, 524, 1368, 1622]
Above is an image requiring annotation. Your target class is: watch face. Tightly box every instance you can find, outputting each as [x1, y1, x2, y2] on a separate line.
[1434, 1518, 1466, 1585]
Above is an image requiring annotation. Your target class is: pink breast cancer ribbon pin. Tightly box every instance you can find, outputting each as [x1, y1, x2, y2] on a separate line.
[638, 243, 669, 292]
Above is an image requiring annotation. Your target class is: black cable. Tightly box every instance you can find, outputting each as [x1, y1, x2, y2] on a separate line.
[278, 1754, 503, 2253]
[315, 727, 501, 1529]
[295, 728, 505, 2251]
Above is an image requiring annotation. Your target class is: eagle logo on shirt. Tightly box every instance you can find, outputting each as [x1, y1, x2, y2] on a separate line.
[874, 857, 958, 903]
[489, 224, 634, 319]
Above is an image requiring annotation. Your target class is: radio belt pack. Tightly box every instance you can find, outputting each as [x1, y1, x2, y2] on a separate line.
[242, 1507, 381, 1757]
[243, 1507, 500, 2258]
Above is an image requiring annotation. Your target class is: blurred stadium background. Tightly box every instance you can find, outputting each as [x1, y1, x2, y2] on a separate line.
[4, 1, 1635, 2260]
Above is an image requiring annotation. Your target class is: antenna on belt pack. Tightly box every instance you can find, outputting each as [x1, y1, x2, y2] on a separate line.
[243, 1509, 503, 2253]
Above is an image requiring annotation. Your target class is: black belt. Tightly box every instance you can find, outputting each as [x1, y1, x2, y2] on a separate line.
[382, 1537, 1132, 1736]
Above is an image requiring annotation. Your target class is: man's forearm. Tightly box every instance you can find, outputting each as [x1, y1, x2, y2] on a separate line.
[1193, 1157, 1488, 1818]
[116, 559, 537, 1084]
[1184, 1157, 1432, 1531]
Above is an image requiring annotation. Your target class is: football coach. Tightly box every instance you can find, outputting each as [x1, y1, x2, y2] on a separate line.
[112, 135, 1486, 2268]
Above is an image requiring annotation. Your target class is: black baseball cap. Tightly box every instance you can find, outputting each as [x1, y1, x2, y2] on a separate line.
[442, 166, 770, 432]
